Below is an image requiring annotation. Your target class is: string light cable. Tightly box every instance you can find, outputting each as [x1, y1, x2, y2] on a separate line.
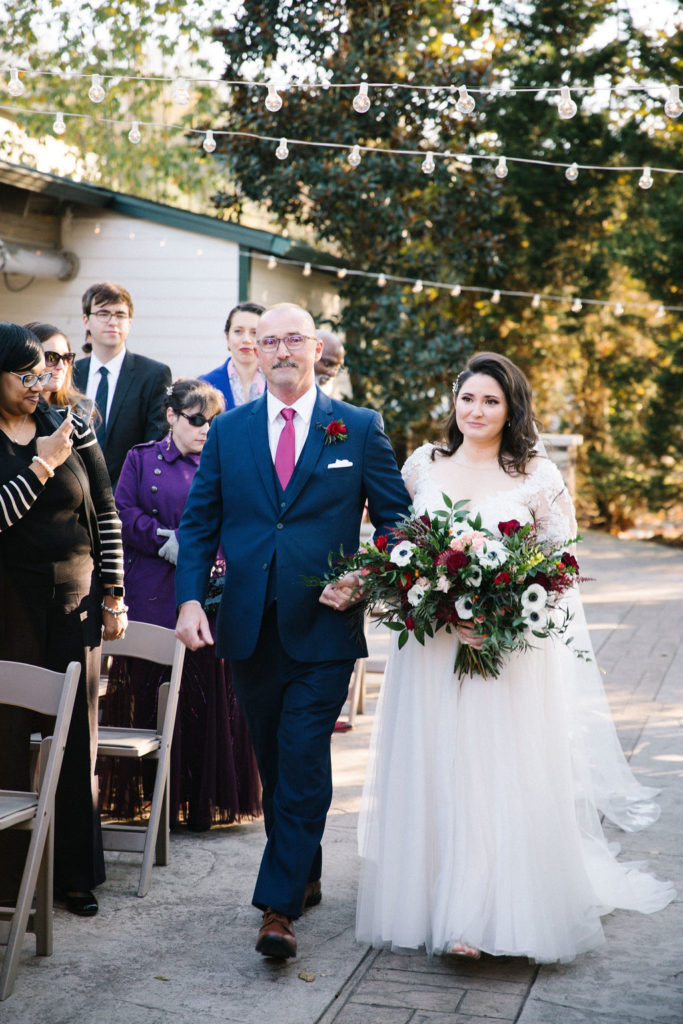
[0, 101, 681, 183]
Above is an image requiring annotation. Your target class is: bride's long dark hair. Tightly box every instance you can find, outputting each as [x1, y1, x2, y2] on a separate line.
[432, 352, 541, 476]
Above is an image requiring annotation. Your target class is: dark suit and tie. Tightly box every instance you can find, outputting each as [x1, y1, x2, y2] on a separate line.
[74, 350, 171, 486]
[175, 304, 410, 959]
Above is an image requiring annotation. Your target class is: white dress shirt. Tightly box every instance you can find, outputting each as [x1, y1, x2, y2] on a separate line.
[266, 384, 318, 465]
[85, 348, 127, 422]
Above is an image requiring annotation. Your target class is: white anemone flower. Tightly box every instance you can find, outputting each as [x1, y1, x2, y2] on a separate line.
[521, 583, 548, 609]
[407, 582, 428, 606]
[390, 540, 417, 567]
[455, 595, 474, 619]
[523, 607, 548, 630]
[466, 565, 482, 587]
[479, 540, 509, 568]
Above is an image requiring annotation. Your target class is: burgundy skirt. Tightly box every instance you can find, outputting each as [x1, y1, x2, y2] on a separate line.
[99, 644, 261, 831]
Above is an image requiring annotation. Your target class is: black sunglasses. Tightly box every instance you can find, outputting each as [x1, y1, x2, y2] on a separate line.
[43, 350, 76, 367]
[180, 412, 214, 428]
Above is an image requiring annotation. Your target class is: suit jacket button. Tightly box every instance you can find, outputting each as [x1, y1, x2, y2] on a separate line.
[276, 522, 284, 530]
[280, 501, 286, 509]
[262, 563, 268, 571]
[150, 485, 158, 493]
[154, 468, 162, 475]
[152, 508, 159, 514]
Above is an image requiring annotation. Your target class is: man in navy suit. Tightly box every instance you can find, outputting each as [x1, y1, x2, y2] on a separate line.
[175, 303, 410, 959]
[74, 282, 171, 486]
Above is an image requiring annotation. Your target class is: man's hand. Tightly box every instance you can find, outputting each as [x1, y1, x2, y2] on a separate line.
[175, 600, 214, 650]
[319, 571, 365, 612]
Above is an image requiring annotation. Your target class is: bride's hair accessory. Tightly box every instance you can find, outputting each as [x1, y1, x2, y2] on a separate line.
[452, 371, 466, 396]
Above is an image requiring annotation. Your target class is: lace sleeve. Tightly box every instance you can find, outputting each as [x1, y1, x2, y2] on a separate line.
[401, 443, 433, 501]
[526, 458, 578, 547]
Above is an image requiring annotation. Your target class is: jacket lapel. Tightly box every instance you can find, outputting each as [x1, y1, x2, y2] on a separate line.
[103, 351, 134, 442]
[247, 396, 280, 514]
[73, 357, 90, 393]
[283, 389, 334, 509]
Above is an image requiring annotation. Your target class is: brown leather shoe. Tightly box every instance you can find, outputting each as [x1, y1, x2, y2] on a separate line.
[302, 879, 322, 911]
[255, 908, 297, 959]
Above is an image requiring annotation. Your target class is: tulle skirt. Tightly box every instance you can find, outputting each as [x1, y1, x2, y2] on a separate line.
[356, 597, 674, 962]
[99, 646, 261, 830]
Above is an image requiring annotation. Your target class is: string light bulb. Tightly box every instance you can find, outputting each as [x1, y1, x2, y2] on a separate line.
[348, 144, 362, 167]
[267, 255, 277, 269]
[172, 78, 190, 106]
[450, 285, 461, 297]
[531, 293, 541, 309]
[352, 82, 370, 114]
[53, 112, 66, 136]
[421, 151, 435, 174]
[664, 84, 683, 119]
[302, 262, 312, 277]
[265, 83, 283, 112]
[337, 268, 347, 279]
[571, 298, 582, 312]
[7, 68, 25, 97]
[654, 304, 666, 319]
[638, 167, 653, 190]
[491, 290, 501, 304]
[203, 129, 216, 153]
[557, 86, 578, 120]
[275, 137, 289, 160]
[456, 85, 475, 115]
[412, 279, 424, 293]
[88, 73, 106, 103]
[377, 273, 387, 287]
[495, 157, 508, 179]
[565, 162, 579, 182]
[614, 302, 624, 316]
[128, 121, 142, 145]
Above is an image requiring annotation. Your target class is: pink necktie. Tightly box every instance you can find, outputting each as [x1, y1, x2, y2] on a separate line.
[274, 408, 296, 489]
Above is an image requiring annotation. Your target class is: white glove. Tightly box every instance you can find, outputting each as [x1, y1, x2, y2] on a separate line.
[156, 527, 179, 565]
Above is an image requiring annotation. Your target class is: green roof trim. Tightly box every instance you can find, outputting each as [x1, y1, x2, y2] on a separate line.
[0, 158, 339, 266]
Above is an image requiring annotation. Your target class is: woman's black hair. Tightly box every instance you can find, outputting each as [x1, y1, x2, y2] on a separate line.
[432, 351, 540, 475]
[0, 322, 43, 374]
[164, 378, 225, 419]
[224, 301, 265, 334]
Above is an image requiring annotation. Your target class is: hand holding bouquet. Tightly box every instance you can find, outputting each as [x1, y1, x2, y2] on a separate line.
[310, 497, 585, 680]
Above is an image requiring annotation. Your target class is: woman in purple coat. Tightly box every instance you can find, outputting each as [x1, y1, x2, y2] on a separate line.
[100, 379, 261, 830]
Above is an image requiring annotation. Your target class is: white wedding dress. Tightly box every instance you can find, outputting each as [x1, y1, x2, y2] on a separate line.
[356, 444, 674, 963]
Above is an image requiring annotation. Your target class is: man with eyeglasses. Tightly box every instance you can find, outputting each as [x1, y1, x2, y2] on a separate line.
[73, 282, 171, 486]
[314, 328, 346, 395]
[175, 302, 410, 960]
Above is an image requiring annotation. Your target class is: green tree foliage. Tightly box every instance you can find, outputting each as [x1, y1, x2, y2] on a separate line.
[0, 0, 224, 207]
[213, 0, 681, 525]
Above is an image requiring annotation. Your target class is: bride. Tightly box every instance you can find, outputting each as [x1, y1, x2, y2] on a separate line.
[355, 351, 674, 963]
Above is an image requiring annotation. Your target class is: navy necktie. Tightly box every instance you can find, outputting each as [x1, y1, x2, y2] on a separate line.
[95, 366, 109, 444]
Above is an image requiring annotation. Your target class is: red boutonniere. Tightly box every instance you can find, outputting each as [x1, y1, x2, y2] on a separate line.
[319, 419, 348, 445]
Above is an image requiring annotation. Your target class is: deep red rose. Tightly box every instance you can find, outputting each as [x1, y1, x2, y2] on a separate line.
[327, 421, 341, 435]
[494, 571, 510, 587]
[498, 519, 522, 536]
[418, 514, 432, 529]
[560, 551, 579, 571]
[398, 573, 413, 591]
[445, 550, 470, 574]
[404, 616, 416, 631]
[375, 535, 388, 552]
[435, 600, 459, 624]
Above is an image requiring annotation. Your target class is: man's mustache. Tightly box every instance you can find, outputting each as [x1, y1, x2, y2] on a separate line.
[272, 360, 297, 369]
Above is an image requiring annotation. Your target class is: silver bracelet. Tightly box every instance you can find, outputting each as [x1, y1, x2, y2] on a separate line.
[31, 455, 55, 478]
[101, 601, 128, 617]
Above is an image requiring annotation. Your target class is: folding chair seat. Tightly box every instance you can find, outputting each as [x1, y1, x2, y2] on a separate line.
[0, 660, 80, 1000]
[98, 621, 185, 897]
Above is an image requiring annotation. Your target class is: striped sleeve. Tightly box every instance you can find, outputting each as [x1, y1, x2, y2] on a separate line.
[0, 469, 45, 532]
[73, 417, 125, 588]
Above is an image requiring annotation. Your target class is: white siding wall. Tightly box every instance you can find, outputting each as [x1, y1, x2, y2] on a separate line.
[0, 210, 240, 380]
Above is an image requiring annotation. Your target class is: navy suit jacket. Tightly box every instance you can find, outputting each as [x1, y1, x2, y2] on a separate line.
[74, 350, 172, 486]
[199, 360, 236, 411]
[175, 389, 411, 662]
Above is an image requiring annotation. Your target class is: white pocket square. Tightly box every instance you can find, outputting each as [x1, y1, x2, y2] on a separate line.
[328, 458, 353, 469]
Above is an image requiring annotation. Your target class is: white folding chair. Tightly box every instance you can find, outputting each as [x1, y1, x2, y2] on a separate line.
[98, 621, 185, 897]
[0, 660, 80, 1001]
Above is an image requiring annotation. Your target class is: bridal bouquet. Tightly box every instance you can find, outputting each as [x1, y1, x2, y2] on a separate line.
[313, 497, 583, 680]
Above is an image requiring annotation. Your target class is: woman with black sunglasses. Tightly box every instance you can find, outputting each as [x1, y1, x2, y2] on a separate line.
[100, 379, 261, 830]
[0, 322, 125, 917]
[24, 321, 95, 423]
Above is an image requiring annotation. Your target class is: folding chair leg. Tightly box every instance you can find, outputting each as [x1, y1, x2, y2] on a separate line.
[0, 822, 50, 1000]
[34, 818, 54, 956]
[137, 761, 170, 898]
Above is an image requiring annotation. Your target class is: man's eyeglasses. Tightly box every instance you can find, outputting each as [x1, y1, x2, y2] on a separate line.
[43, 350, 76, 367]
[180, 412, 214, 428]
[88, 310, 130, 323]
[256, 334, 316, 353]
[10, 370, 53, 387]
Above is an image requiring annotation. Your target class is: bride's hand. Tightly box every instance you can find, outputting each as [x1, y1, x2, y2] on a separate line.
[456, 622, 486, 650]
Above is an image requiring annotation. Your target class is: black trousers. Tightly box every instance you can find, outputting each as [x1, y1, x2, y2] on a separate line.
[0, 570, 105, 895]
[231, 603, 354, 919]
